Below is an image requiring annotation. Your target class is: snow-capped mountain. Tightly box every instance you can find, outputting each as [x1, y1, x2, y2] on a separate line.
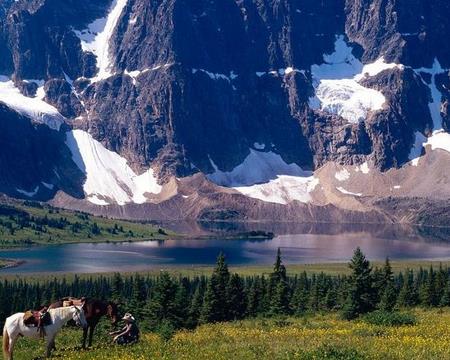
[0, 0, 449, 224]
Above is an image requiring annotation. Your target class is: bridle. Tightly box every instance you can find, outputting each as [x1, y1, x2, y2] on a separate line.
[72, 306, 85, 327]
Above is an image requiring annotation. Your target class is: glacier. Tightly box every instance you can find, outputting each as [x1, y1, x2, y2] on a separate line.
[207, 150, 319, 205]
[65, 129, 162, 206]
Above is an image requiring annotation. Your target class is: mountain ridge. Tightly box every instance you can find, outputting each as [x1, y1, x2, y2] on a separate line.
[0, 0, 449, 223]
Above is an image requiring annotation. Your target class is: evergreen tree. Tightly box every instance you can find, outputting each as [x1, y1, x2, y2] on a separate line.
[200, 252, 231, 323]
[440, 275, 450, 307]
[271, 248, 287, 282]
[187, 284, 204, 328]
[111, 273, 124, 303]
[378, 258, 397, 312]
[146, 272, 181, 332]
[129, 274, 147, 318]
[200, 276, 220, 323]
[419, 267, 437, 306]
[227, 274, 246, 320]
[397, 270, 417, 308]
[290, 272, 309, 315]
[270, 280, 290, 315]
[269, 249, 290, 315]
[246, 278, 261, 317]
[342, 247, 375, 319]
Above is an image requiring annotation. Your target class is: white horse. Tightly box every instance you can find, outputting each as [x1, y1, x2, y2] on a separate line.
[2, 305, 87, 359]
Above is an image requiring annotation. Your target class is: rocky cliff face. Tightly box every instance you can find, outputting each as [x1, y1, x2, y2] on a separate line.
[0, 0, 449, 222]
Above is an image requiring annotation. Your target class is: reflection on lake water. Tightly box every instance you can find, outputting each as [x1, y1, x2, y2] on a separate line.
[0, 222, 450, 274]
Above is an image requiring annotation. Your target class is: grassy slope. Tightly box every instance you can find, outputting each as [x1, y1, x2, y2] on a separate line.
[0, 201, 174, 248]
[5, 309, 450, 360]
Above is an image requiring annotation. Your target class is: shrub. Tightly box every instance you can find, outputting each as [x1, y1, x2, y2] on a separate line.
[363, 310, 416, 326]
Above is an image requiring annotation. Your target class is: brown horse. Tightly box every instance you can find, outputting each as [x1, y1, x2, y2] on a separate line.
[49, 297, 119, 348]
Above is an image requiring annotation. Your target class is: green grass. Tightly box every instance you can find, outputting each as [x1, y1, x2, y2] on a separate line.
[4, 309, 450, 359]
[0, 200, 175, 249]
[2, 260, 450, 282]
[0, 260, 450, 282]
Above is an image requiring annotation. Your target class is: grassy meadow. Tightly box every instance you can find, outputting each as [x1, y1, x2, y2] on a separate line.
[4, 309, 450, 360]
[2, 260, 450, 282]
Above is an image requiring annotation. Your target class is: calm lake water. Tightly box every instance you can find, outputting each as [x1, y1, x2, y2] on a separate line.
[1, 223, 450, 274]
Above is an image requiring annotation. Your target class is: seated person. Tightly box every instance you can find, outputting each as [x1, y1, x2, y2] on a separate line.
[109, 313, 139, 345]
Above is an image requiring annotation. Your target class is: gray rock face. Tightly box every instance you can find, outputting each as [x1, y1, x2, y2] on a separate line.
[0, 103, 84, 201]
[0, 0, 449, 219]
[345, 0, 450, 68]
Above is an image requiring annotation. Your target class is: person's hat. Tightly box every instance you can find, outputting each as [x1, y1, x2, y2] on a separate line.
[122, 313, 135, 322]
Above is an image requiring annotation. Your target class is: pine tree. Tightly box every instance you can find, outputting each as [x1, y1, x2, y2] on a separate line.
[378, 258, 397, 312]
[129, 274, 147, 318]
[419, 266, 437, 306]
[308, 274, 319, 311]
[227, 274, 246, 320]
[174, 277, 190, 328]
[435, 264, 446, 304]
[246, 278, 261, 317]
[269, 249, 290, 315]
[146, 272, 181, 332]
[200, 252, 231, 323]
[272, 248, 287, 282]
[397, 270, 416, 308]
[342, 247, 375, 319]
[111, 273, 124, 304]
[440, 274, 450, 307]
[270, 280, 290, 315]
[200, 276, 220, 323]
[290, 272, 309, 315]
[187, 284, 204, 328]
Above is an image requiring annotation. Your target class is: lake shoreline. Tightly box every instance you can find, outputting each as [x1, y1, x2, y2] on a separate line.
[3, 259, 450, 279]
[1, 222, 449, 276]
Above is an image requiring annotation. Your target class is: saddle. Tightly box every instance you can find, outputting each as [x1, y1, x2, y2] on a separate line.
[23, 308, 51, 336]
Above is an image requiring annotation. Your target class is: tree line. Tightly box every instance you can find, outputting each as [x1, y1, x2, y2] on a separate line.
[1, 248, 450, 335]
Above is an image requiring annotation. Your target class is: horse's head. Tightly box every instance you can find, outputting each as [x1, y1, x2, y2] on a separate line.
[72, 305, 88, 329]
[107, 302, 119, 325]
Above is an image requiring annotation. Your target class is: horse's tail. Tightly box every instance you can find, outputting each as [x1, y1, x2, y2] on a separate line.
[2, 324, 10, 359]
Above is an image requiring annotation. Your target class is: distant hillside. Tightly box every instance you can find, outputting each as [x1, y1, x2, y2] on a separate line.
[0, 198, 171, 248]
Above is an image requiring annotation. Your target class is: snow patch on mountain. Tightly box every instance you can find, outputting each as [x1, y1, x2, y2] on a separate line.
[424, 132, 450, 154]
[336, 187, 362, 197]
[124, 63, 173, 84]
[355, 58, 405, 81]
[310, 79, 385, 123]
[65, 130, 162, 206]
[408, 60, 450, 164]
[41, 182, 54, 190]
[355, 162, 370, 174]
[416, 59, 446, 131]
[234, 175, 319, 205]
[16, 186, 39, 197]
[207, 150, 318, 205]
[310, 36, 403, 123]
[409, 132, 427, 166]
[335, 169, 350, 181]
[192, 69, 238, 82]
[0, 76, 64, 130]
[74, 0, 128, 81]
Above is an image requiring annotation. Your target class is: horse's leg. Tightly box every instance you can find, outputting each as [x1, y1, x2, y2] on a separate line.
[49, 338, 56, 352]
[8, 334, 17, 360]
[82, 326, 88, 349]
[88, 323, 96, 348]
[46, 336, 55, 358]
